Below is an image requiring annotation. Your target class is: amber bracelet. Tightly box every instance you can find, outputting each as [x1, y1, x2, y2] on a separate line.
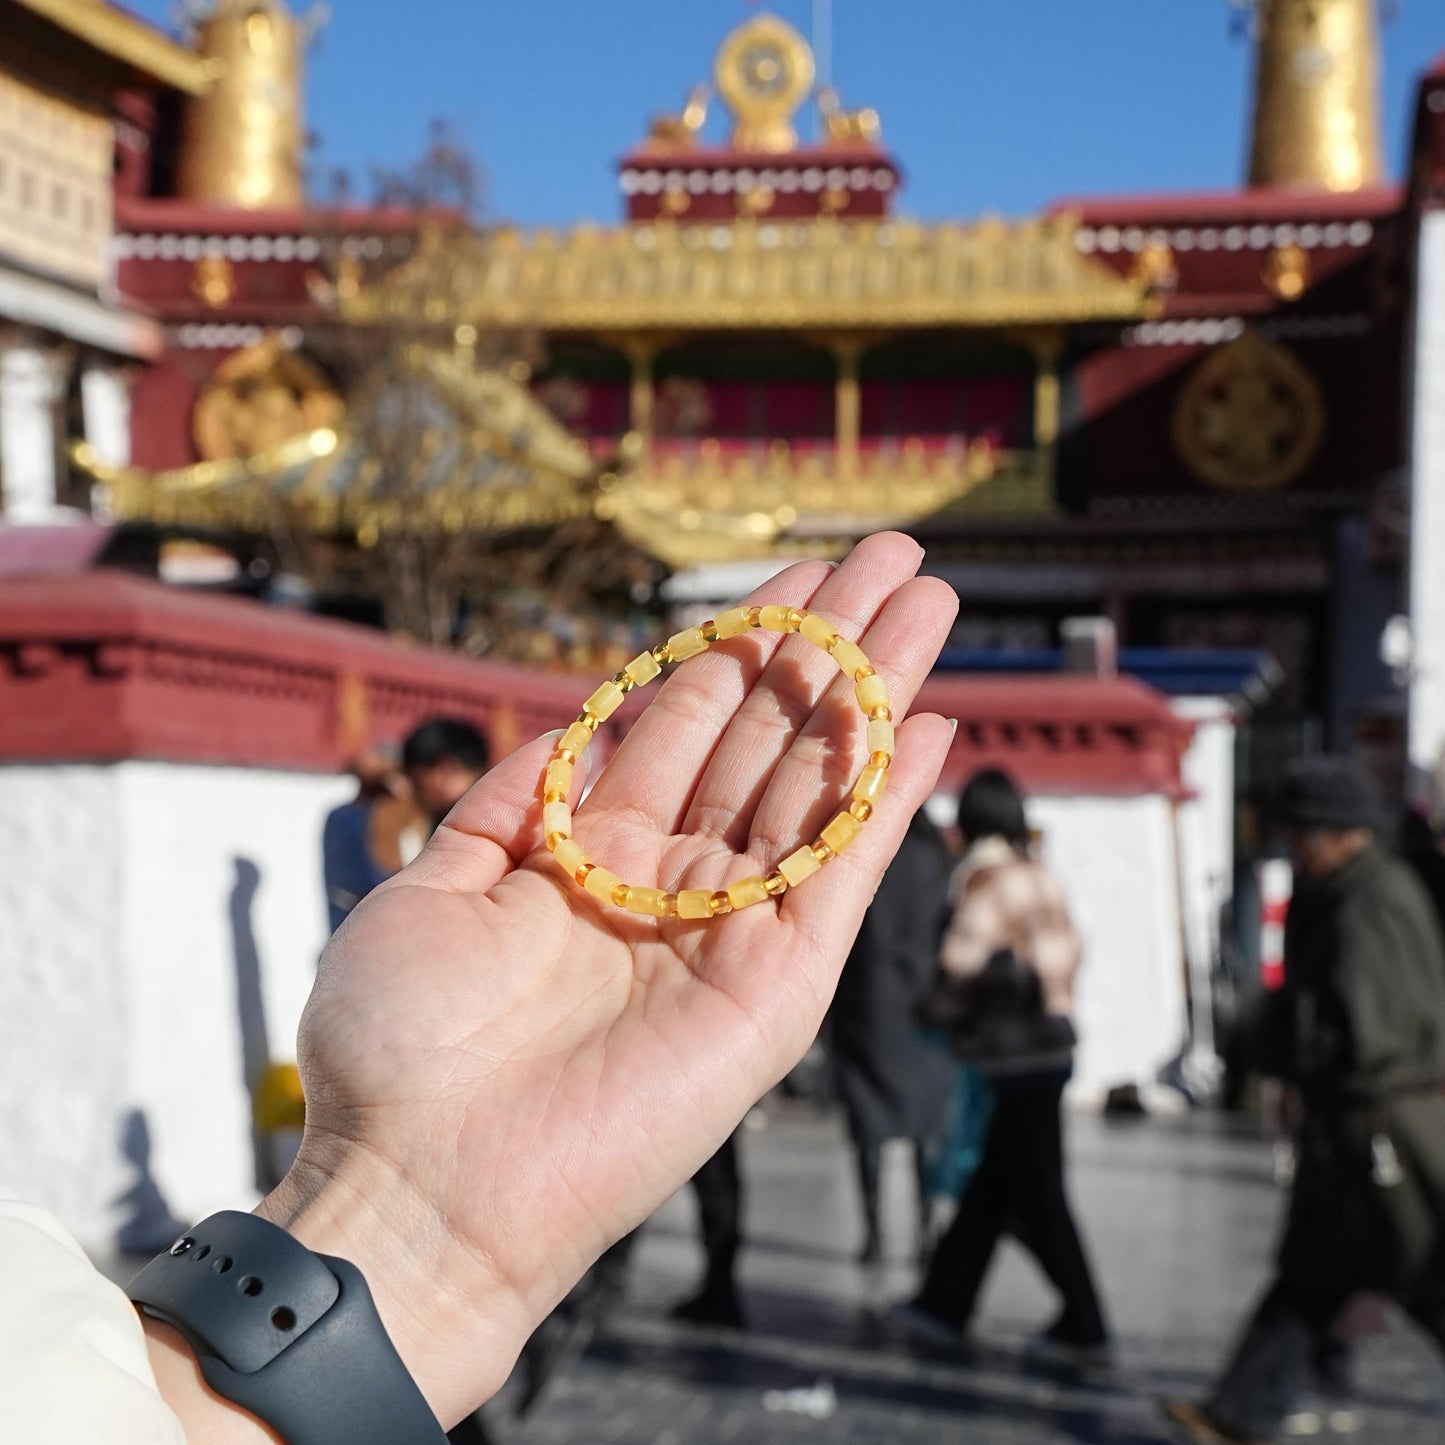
[541, 603, 893, 919]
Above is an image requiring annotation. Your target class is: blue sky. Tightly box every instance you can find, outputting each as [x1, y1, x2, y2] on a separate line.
[129, 1, 1443, 225]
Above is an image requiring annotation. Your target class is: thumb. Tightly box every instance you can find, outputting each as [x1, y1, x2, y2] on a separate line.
[400, 729, 592, 897]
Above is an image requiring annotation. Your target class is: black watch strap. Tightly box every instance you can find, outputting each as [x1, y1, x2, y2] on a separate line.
[128, 1210, 448, 1445]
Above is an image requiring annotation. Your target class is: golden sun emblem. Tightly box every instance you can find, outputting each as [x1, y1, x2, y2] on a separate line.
[714, 14, 815, 152]
[1171, 331, 1325, 491]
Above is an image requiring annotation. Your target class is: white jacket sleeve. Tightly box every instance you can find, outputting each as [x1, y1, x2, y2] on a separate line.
[0, 1187, 187, 1443]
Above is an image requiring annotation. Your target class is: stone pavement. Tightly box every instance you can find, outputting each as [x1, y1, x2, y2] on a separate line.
[475, 1105, 1445, 1445]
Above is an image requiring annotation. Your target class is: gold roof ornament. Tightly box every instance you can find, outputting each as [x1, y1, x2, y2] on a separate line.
[10, 0, 214, 94]
[175, 0, 310, 208]
[349, 213, 1150, 333]
[644, 84, 711, 152]
[192, 335, 343, 461]
[1245, 0, 1383, 191]
[714, 13, 815, 152]
[1171, 330, 1326, 490]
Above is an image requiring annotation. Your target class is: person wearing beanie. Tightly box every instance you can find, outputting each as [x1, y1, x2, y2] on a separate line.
[1166, 756, 1445, 1444]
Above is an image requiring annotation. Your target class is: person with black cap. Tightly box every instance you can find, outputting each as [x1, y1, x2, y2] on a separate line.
[1166, 756, 1445, 1445]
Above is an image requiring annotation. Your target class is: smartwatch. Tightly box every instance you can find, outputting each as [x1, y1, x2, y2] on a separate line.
[128, 1210, 448, 1445]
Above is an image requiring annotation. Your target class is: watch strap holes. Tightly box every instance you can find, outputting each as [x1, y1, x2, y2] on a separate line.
[270, 1305, 297, 1331]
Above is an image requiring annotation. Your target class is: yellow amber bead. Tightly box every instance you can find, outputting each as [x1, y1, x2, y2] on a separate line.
[727, 875, 771, 910]
[867, 718, 895, 755]
[765, 871, 788, 896]
[626, 650, 661, 686]
[856, 674, 889, 713]
[560, 721, 593, 755]
[799, 613, 837, 649]
[553, 839, 586, 875]
[668, 626, 708, 661]
[870, 749, 892, 769]
[585, 679, 625, 721]
[854, 763, 888, 807]
[779, 845, 822, 887]
[713, 607, 752, 639]
[812, 841, 835, 863]
[576, 710, 600, 732]
[544, 759, 573, 797]
[849, 800, 873, 822]
[612, 671, 634, 692]
[677, 889, 714, 919]
[870, 705, 892, 722]
[745, 607, 762, 628]
[709, 890, 734, 915]
[625, 886, 670, 916]
[821, 810, 862, 854]
[831, 639, 867, 677]
[758, 604, 795, 632]
[584, 866, 621, 902]
[542, 801, 571, 838]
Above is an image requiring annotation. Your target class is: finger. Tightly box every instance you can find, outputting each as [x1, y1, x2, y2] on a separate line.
[390, 731, 591, 897]
[743, 574, 958, 864]
[681, 531, 928, 849]
[579, 556, 835, 833]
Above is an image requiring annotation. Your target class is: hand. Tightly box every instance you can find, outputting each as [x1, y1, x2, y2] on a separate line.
[151, 532, 958, 1434]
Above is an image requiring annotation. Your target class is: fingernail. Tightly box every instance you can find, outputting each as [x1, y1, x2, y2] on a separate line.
[947, 717, 959, 735]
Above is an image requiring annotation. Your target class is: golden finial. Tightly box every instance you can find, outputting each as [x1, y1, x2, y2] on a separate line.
[175, 0, 309, 208]
[1245, 0, 1383, 191]
[714, 13, 815, 153]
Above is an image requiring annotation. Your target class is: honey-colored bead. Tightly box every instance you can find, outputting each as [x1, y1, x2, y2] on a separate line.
[867, 718, 895, 756]
[812, 841, 835, 863]
[585, 679, 625, 720]
[542, 801, 571, 838]
[870, 704, 892, 722]
[667, 626, 708, 661]
[575, 711, 600, 732]
[553, 839, 586, 876]
[625, 650, 661, 687]
[853, 763, 888, 806]
[584, 866, 622, 902]
[758, 604, 796, 632]
[830, 638, 868, 677]
[651, 643, 671, 665]
[712, 607, 752, 639]
[849, 800, 873, 822]
[745, 607, 762, 628]
[764, 871, 788, 897]
[709, 890, 734, 915]
[821, 810, 862, 854]
[560, 721, 593, 756]
[544, 759, 573, 797]
[701, 621, 720, 643]
[856, 673, 889, 713]
[799, 613, 838, 649]
[677, 889, 714, 919]
[611, 671, 634, 692]
[624, 886, 670, 917]
[727, 875, 772, 910]
[779, 845, 822, 887]
[611, 883, 631, 908]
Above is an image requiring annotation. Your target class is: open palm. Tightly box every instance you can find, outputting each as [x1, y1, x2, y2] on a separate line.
[275, 532, 957, 1421]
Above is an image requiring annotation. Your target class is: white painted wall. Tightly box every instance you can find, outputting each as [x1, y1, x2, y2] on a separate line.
[0, 761, 351, 1248]
[0, 345, 59, 522]
[1409, 211, 1445, 795]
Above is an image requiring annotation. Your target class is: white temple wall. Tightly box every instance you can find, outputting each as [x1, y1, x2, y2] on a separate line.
[0, 760, 351, 1248]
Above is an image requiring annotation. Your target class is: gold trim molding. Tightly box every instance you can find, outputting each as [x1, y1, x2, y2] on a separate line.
[13, 0, 215, 95]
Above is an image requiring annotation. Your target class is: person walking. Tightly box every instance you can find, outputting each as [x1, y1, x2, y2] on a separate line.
[896, 768, 1110, 1366]
[829, 808, 955, 1263]
[1166, 756, 1445, 1445]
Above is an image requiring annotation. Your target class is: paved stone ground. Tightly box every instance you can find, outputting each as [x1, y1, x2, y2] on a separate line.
[474, 1105, 1445, 1445]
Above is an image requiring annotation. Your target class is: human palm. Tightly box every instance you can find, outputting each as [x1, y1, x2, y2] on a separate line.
[279, 532, 957, 1417]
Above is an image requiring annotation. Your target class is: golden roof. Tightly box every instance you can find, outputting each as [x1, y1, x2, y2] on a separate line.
[12, 0, 215, 95]
[349, 213, 1150, 333]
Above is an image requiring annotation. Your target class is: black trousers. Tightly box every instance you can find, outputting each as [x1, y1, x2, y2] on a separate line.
[690, 1130, 742, 1294]
[1209, 1272, 1445, 1438]
[914, 1068, 1108, 1346]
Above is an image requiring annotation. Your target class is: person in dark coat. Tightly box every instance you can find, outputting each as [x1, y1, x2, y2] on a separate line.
[1166, 757, 1445, 1445]
[829, 808, 955, 1262]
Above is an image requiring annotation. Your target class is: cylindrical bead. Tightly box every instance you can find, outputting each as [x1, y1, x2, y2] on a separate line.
[677, 889, 714, 919]
[778, 845, 822, 886]
[544, 759, 573, 797]
[867, 717, 895, 755]
[667, 626, 708, 661]
[585, 679, 625, 721]
[542, 801, 571, 838]
[799, 613, 837, 649]
[830, 639, 868, 677]
[820, 810, 862, 854]
[712, 607, 752, 639]
[727, 875, 772, 909]
[625, 650, 661, 686]
[855, 673, 889, 713]
[853, 763, 888, 806]
[758, 604, 796, 632]
[560, 721, 593, 755]
[552, 838, 587, 876]
[624, 886, 669, 917]
[583, 866, 622, 903]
